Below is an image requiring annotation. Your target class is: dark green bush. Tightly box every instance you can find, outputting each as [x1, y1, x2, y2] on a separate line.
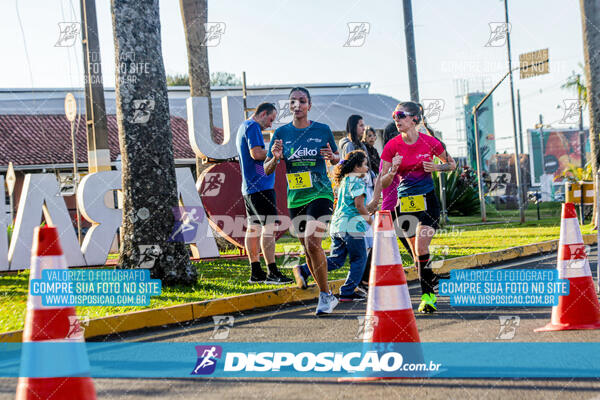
[433, 167, 480, 216]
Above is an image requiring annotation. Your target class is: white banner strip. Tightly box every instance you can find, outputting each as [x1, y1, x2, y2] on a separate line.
[368, 284, 412, 312]
[372, 232, 402, 267]
[557, 259, 592, 279]
[559, 219, 584, 246]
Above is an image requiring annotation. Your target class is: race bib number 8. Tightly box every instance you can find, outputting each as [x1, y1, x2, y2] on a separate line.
[398, 194, 426, 212]
[287, 172, 312, 190]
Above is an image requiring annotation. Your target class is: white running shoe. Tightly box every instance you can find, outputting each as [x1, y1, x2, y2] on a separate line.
[315, 291, 338, 316]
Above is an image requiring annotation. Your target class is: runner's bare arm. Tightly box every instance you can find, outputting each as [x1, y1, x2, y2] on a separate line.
[380, 154, 401, 188]
[249, 146, 267, 161]
[264, 139, 283, 175]
[330, 151, 340, 165]
[366, 174, 383, 213]
[264, 157, 278, 175]
[320, 142, 340, 165]
[423, 150, 456, 172]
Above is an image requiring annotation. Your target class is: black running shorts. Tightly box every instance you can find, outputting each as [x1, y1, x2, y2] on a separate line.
[392, 190, 441, 238]
[243, 189, 278, 226]
[288, 197, 334, 235]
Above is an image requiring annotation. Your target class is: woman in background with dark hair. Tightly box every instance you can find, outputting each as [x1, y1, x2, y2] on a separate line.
[380, 101, 456, 314]
[362, 126, 381, 174]
[339, 115, 368, 158]
[339, 115, 376, 201]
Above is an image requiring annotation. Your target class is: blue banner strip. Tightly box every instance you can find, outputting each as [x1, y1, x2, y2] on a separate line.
[1, 342, 600, 378]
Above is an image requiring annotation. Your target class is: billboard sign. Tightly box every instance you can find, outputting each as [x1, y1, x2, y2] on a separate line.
[464, 92, 496, 173]
[528, 128, 590, 185]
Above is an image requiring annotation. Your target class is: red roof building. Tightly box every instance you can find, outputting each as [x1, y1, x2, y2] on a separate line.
[0, 114, 197, 169]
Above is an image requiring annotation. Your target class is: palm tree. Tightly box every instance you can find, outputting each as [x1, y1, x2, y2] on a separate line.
[111, 0, 197, 284]
[179, 0, 214, 174]
[579, 0, 600, 227]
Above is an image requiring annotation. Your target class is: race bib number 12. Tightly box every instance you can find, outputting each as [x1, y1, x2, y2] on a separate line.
[287, 172, 312, 190]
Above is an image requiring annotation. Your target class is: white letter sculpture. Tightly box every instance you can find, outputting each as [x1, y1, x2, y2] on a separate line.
[187, 96, 244, 160]
[176, 168, 219, 258]
[78, 171, 123, 266]
[8, 174, 86, 269]
[0, 177, 9, 270]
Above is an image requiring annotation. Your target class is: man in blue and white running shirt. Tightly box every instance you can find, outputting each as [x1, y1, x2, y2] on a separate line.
[236, 102, 292, 285]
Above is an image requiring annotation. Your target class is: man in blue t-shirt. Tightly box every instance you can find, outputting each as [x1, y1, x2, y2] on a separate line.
[236, 102, 292, 285]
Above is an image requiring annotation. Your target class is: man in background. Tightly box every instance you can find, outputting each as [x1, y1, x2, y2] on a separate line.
[236, 102, 293, 284]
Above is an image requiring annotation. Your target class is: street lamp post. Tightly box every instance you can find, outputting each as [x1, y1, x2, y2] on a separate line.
[579, 94, 586, 168]
[473, 108, 487, 222]
[504, 0, 526, 224]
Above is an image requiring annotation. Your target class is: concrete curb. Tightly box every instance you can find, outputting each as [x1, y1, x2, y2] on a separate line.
[1, 234, 597, 342]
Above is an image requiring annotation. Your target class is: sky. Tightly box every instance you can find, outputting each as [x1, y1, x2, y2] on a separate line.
[0, 0, 587, 157]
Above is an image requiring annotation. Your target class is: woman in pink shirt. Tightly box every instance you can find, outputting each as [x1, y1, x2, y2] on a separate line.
[380, 102, 456, 314]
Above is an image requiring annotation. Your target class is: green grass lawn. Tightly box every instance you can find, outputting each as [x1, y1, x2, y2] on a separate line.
[442, 201, 565, 225]
[0, 213, 595, 334]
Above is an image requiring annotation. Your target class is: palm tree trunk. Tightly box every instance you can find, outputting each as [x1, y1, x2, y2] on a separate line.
[580, 0, 600, 227]
[111, 0, 197, 284]
[179, 0, 214, 173]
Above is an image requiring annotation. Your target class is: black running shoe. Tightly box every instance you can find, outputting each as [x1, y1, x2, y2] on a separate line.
[265, 270, 293, 285]
[339, 292, 366, 302]
[248, 269, 267, 283]
[356, 283, 369, 296]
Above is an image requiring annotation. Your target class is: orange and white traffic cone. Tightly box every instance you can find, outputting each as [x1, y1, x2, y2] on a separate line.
[365, 211, 420, 343]
[340, 211, 422, 381]
[535, 203, 600, 332]
[16, 226, 97, 400]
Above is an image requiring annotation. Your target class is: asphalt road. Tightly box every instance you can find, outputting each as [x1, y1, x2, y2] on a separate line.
[2, 250, 600, 399]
